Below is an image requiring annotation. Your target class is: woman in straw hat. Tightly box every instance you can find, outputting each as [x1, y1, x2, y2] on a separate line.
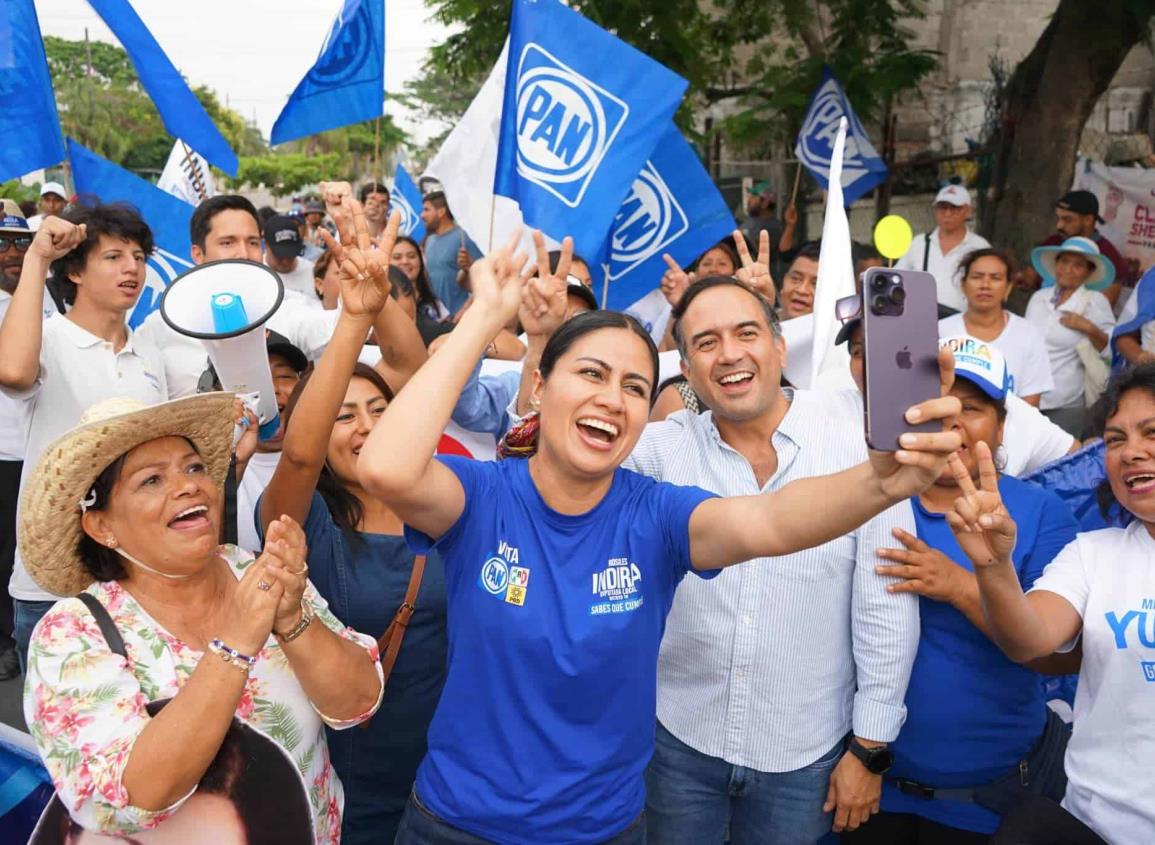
[20, 392, 384, 844]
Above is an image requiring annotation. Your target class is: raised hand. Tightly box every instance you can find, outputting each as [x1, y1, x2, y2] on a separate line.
[317, 199, 399, 317]
[30, 216, 86, 263]
[784, 203, 799, 227]
[519, 231, 571, 339]
[733, 229, 776, 303]
[218, 551, 285, 656]
[264, 515, 311, 636]
[660, 254, 693, 307]
[468, 229, 529, 327]
[944, 441, 1017, 567]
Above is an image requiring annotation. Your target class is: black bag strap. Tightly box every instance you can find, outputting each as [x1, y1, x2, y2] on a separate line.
[75, 592, 127, 659]
[921, 233, 932, 272]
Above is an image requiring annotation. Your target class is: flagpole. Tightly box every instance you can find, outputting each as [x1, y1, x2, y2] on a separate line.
[789, 162, 803, 208]
[487, 194, 496, 253]
[374, 117, 382, 182]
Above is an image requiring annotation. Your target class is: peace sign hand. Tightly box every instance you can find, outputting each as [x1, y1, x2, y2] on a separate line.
[944, 441, 1017, 567]
[519, 231, 571, 339]
[733, 229, 776, 304]
[660, 254, 693, 307]
[317, 199, 398, 317]
[468, 229, 529, 327]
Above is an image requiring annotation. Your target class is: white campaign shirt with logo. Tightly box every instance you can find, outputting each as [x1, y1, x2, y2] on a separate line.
[895, 227, 990, 311]
[1025, 287, 1116, 411]
[1, 318, 168, 601]
[938, 312, 1055, 399]
[265, 256, 316, 299]
[1000, 392, 1076, 477]
[1029, 522, 1155, 844]
[0, 289, 58, 461]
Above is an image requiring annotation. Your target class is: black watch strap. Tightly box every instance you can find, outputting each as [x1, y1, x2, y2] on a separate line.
[848, 738, 893, 774]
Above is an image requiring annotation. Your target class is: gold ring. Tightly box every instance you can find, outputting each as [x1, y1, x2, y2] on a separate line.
[291, 566, 308, 576]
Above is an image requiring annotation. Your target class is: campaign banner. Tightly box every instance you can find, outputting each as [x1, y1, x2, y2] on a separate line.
[1074, 156, 1155, 273]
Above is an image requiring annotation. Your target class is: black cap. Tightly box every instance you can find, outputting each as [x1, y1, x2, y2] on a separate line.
[265, 329, 308, 372]
[835, 302, 957, 346]
[1057, 190, 1104, 223]
[263, 215, 303, 260]
[566, 280, 599, 312]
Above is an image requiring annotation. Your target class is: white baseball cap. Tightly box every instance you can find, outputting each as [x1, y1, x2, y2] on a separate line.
[40, 181, 67, 199]
[939, 335, 1010, 401]
[933, 184, 971, 207]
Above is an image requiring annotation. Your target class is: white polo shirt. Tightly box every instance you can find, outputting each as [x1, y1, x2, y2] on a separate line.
[265, 256, 317, 299]
[896, 227, 991, 311]
[2, 317, 168, 601]
[0, 289, 59, 462]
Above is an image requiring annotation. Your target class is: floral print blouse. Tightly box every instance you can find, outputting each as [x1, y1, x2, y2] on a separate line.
[24, 545, 384, 844]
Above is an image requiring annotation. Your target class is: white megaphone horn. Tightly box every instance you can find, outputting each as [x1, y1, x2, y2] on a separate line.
[160, 260, 285, 441]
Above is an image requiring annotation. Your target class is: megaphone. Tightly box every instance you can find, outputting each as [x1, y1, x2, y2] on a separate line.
[160, 260, 285, 440]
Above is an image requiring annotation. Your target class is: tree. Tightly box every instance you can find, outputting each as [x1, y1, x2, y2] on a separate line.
[982, 0, 1155, 260]
[226, 153, 348, 197]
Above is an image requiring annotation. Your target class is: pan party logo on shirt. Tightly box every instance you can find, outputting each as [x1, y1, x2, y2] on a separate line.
[478, 540, 530, 607]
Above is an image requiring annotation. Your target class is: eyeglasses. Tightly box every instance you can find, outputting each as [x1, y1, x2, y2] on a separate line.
[0, 237, 32, 253]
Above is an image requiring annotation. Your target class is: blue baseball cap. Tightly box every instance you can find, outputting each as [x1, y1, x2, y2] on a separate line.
[939, 335, 1010, 401]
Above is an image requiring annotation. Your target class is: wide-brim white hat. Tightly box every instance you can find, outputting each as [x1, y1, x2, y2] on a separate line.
[1031, 236, 1115, 291]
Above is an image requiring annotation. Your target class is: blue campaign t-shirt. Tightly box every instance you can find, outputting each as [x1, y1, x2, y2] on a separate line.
[424, 224, 481, 316]
[405, 456, 717, 845]
[882, 475, 1079, 834]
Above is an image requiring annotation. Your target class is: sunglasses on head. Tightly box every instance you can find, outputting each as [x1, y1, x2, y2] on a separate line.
[835, 293, 862, 324]
[0, 236, 32, 253]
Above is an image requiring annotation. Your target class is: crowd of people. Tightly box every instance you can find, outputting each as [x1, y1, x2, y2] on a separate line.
[0, 172, 1152, 845]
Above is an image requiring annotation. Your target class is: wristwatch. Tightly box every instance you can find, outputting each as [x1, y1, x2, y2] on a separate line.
[847, 738, 894, 774]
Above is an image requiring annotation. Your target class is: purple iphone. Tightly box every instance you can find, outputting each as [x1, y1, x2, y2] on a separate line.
[862, 268, 941, 451]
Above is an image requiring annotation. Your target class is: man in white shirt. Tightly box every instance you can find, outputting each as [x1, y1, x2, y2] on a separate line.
[263, 214, 317, 298]
[0, 206, 168, 668]
[25, 181, 67, 231]
[896, 185, 990, 312]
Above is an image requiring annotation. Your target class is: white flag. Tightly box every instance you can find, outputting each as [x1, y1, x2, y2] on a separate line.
[157, 139, 214, 205]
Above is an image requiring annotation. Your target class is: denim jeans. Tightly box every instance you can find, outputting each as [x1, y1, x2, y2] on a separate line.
[394, 791, 646, 845]
[645, 721, 845, 845]
[14, 598, 57, 674]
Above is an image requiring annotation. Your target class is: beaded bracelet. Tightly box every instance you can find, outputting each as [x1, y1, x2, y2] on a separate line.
[208, 639, 258, 673]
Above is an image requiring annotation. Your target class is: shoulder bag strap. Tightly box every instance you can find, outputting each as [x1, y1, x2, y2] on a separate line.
[359, 555, 426, 729]
[75, 592, 128, 659]
[922, 233, 932, 272]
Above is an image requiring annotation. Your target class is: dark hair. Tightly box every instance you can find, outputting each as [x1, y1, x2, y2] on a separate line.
[358, 182, 389, 202]
[547, 249, 592, 277]
[539, 310, 660, 404]
[670, 275, 781, 355]
[49, 204, 154, 306]
[190, 194, 260, 249]
[1091, 363, 1155, 521]
[952, 375, 1008, 423]
[282, 363, 394, 536]
[790, 240, 822, 265]
[313, 249, 335, 286]
[387, 265, 414, 299]
[423, 190, 451, 217]
[256, 205, 278, 227]
[959, 247, 1016, 285]
[691, 240, 740, 274]
[392, 235, 440, 311]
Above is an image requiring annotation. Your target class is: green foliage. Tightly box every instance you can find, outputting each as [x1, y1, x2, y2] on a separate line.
[227, 153, 349, 197]
[0, 180, 39, 204]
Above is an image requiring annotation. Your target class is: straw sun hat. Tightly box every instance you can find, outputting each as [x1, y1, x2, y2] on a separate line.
[19, 393, 236, 596]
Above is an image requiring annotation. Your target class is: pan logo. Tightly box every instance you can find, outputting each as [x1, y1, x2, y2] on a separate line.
[392, 189, 422, 238]
[609, 162, 688, 281]
[308, 0, 376, 87]
[514, 44, 629, 207]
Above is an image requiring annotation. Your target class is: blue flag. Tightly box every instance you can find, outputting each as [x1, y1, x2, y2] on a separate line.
[0, 1, 66, 182]
[494, 0, 687, 250]
[794, 67, 888, 205]
[87, 0, 237, 176]
[1021, 440, 1127, 532]
[593, 126, 734, 310]
[271, 0, 385, 146]
[1111, 265, 1155, 373]
[392, 163, 426, 242]
[67, 139, 195, 328]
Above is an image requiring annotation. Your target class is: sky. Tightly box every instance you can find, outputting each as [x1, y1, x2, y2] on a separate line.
[32, 0, 452, 145]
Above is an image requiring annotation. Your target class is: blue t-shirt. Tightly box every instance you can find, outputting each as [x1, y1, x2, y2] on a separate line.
[405, 456, 716, 845]
[882, 475, 1079, 833]
[258, 492, 448, 845]
[424, 225, 481, 316]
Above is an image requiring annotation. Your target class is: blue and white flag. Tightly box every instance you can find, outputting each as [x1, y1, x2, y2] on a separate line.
[494, 0, 687, 251]
[271, 0, 385, 145]
[87, 0, 237, 176]
[68, 139, 194, 328]
[0, 1, 66, 182]
[392, 162, 426, 242]
[794, 66, 887, 205]
[594, 126, 733, 310]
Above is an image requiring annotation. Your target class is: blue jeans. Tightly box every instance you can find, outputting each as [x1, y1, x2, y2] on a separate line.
[14, 599, 56, 674]
[645, 721, 845, 845]
[394, 791, 646, 845]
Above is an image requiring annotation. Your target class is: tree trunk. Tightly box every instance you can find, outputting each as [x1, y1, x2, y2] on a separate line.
[983, 0, 1152, 262]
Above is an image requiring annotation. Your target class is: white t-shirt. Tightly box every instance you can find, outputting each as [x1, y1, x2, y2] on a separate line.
[237, 450, 281, 554]
[1001, 391, 1076, 476]
[266, 256, 316, 299]
[1025, 287, 1116, 410]
[0, 289, 59, 461]
[1, 318, 168, 600]
[1029, 522, 1155, 844]
[938, 312, 1055, 399]
[895, 227, 990, 312]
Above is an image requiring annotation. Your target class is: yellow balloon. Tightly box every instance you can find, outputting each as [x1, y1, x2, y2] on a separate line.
[873, 215, 914, 260]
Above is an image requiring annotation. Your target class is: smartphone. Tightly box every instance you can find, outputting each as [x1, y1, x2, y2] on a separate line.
[862, 267, 941, 451]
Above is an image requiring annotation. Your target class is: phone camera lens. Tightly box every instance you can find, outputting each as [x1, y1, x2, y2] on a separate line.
[889, 286, 906, 306]
[870, 275, 887, 292]
[871, 295, 889, 314]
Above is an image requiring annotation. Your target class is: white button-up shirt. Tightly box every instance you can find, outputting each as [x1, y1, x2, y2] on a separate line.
[625, 389, 918, 772]
[1025, 286, 1115, 411]
[2, 317, 168, 600]
[896, 227, 991, 312]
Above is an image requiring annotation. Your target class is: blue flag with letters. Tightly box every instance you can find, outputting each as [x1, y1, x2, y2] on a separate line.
[87, 0, 238, 176]
[0, 1, 66, 182]
[68, 139, 195, 328]
[593, 126, 734, 310]
[494, 0, 687, 250]
[794, 66, 887, 205]
[271, 0, 385, 145]
[392, 163, 426, 243]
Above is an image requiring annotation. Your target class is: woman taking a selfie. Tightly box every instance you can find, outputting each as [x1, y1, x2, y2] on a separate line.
[357, 232, 962, 845]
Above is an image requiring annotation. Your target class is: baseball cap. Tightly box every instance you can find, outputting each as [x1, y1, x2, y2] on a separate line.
[265, 329, 308, 373]
[0, 205, 30, 235]
[566, 278, 599, 311]
[933, 184, 971, 207]
[263, 215, 303, 260]
[939, 335, 1010, 401]
[305, 201, 325, 215]
[1057, 190, 1103, 223]
[40, 181, 67, 199]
